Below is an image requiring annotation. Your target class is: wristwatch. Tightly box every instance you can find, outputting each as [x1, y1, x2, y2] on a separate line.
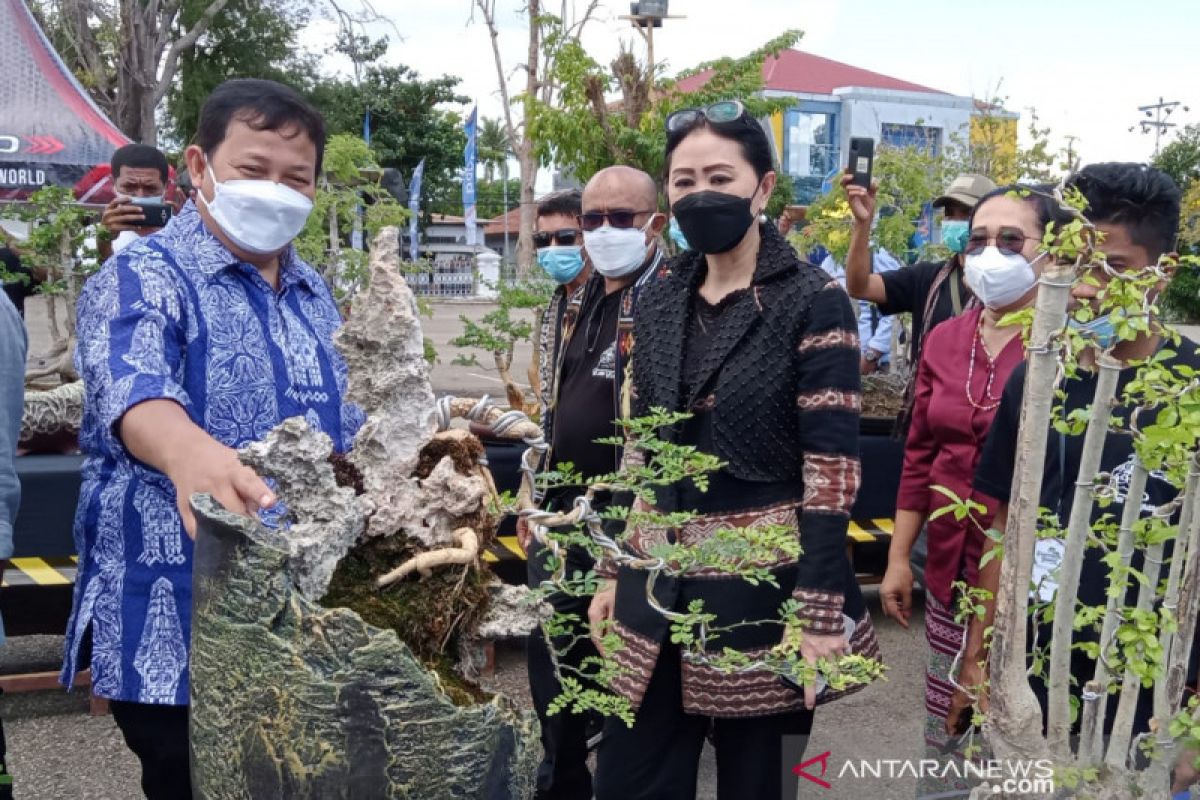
[863, 348, 884, 363]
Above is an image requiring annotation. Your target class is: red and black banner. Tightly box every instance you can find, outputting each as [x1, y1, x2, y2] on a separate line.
[0, 0, 129, 203]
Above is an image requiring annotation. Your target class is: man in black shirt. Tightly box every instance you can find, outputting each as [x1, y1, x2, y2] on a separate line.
[961, 165, 1199, 777]
[844, 172, 996, 371]
[525, 165, 665, 800]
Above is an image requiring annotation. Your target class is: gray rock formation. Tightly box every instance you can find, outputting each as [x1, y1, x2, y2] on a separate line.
[20, 379, 83, 445]
[238, 418, 370, 600]
[189, 495, 539, 800]
[189, 227, 539, 798]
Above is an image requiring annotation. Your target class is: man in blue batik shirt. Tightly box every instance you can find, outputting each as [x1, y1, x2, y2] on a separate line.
[64, 79, 362, 800]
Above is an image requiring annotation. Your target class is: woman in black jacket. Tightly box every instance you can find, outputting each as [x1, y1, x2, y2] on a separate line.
[588, 101, 880, 800]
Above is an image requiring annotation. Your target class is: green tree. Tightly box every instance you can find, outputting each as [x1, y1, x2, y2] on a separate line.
[309, 65, 469, 222]
[474, 177, 521, 221]
[166, 0, 318, 145]
[477, 117, 510, 183]
[793, 144, 952, 265]
[528, 30, 802, 186]
[294, 134, 407, 306]
[1153, 123, 1200, 192]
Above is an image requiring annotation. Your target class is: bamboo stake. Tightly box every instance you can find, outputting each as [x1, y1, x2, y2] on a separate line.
[1105, 539, 1166, 769]
[1081, 460, 1150, 764]
[985, 261, 1074, 765]
[1046, 354, 1122, 756]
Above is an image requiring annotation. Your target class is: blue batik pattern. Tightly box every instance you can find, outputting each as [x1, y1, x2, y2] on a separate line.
[62, 201, 364, 705]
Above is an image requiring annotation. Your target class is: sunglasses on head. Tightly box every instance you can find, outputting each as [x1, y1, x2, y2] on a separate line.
[665, 100, 751, 133]
[532, 228, 581, 248]
[965, 227, 1040, 256]
[577, 210, 654, 232]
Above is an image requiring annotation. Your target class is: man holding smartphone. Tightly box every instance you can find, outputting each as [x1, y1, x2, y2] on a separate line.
[98, 143, 170, 260]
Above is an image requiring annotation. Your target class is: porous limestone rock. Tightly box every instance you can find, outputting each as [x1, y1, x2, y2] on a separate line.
[476, 582, 544, 641]
[191, 227, 538, 798]
[336, 228, 442, 541]
[189, 495, 539, 800]
[238, 417, 370, 600]
[20, 379, 84, 445]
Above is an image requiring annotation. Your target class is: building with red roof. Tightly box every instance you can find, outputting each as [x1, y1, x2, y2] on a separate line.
[676, 48, 1014, 203]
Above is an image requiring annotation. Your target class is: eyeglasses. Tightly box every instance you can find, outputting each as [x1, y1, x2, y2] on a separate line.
[577, 210, 654, 232]
[965, 227, 1041, 256]
[665, 100, 750, 133]
[532, 228, 581, 248]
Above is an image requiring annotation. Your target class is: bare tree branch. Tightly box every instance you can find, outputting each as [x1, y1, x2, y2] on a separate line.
[152, 0, 230, 108]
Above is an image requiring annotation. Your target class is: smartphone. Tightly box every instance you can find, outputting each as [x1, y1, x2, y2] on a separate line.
[132, 202, 172, 228]
[847, 137, 875, 188]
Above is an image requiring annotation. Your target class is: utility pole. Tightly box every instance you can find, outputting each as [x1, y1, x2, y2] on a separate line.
[1130, 97, 1190, 157]
[618, 1, 685, 93]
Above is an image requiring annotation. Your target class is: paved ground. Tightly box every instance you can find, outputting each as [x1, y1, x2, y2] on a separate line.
[0, 588, 925, 800]
[24, 296, 538, 400]
[12, 296, 1198, 797]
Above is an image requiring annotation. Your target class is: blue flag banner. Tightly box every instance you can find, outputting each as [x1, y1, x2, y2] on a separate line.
[463, 106, 478, 246]
[408, 158, 425, 263]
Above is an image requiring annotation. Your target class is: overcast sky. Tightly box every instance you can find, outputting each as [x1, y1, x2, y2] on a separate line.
[301, 0, 1197, 186]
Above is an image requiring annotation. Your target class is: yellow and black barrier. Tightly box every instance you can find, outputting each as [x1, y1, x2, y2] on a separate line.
[1, 556, 78, 588]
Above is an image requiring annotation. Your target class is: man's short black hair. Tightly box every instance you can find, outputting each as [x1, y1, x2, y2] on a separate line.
[195, 79, 326, 175]
[536, 189, 582, 220]
[1066, 163, 1181, 259]
[111, 143, 168, 182]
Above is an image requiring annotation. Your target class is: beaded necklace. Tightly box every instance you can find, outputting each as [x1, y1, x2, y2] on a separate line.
[966, 315, 1004, 412]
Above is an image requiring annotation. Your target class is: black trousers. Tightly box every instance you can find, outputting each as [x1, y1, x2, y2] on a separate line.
[594, 644, 813, 800]
[527, 540, 600, 800]
[110, 700, 192, 800]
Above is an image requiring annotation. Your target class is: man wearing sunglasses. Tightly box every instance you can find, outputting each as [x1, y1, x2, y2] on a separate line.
[523, 165, 665, 800]
[530, 190, 592, 425]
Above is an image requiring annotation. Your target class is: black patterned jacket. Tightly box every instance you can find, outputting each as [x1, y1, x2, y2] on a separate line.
[628, 222, 862, 601]
[596, 222, 877, 716]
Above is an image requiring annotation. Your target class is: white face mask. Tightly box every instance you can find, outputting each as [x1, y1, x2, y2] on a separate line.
[964, 246, 1042, 309]
[583, 220, 652, 278]
[198, 164, 313, 255]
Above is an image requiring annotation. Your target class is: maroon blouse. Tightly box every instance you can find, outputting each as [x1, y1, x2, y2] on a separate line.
[896, 306, 1025, 606]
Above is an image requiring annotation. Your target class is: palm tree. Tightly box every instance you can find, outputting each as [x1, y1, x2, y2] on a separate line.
[478, 116, 510, 183]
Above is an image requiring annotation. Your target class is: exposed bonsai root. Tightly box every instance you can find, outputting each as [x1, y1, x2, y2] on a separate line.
[376, 527, 480, 587]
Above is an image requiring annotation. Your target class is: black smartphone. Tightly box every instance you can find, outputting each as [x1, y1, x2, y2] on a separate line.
[847, 137, 875, 188]
[134, 202, 172, 228]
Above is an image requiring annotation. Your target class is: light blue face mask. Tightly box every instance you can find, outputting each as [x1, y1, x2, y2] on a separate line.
[1068, 315, 1117, 348]
[536, 245, 585, 285]
[940, 219, 969, 254]
[668, 217, 691, 251]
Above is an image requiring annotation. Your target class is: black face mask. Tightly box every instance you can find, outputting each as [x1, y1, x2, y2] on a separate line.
[671, 189, 757, 254]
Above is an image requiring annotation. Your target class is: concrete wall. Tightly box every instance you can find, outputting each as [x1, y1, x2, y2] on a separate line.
[834, 87, 974, 157]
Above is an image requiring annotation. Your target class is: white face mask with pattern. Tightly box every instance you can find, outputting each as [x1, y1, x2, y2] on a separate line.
[199, 164, 313, 255]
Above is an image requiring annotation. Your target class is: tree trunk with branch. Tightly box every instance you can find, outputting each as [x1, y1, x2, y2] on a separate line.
[472, 0, 599, 276]
[37, 0, 230, 144]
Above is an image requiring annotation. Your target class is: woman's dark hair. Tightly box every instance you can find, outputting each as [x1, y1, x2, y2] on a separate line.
[1065, 162, 1181, 259]
[196, 79, 326, 175]
[664, 110, 775, 180]
[968, 183, 1076, 234]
